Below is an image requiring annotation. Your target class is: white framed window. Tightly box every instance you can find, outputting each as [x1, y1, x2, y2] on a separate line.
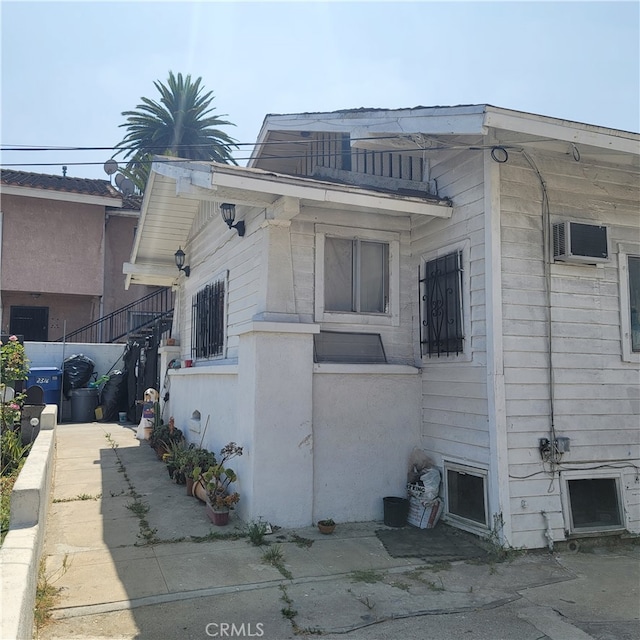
[618, 243, 640, 363]
[560, 469, 625, 535]
[315, 224, 400, 326]
[443, 461, 489, 531]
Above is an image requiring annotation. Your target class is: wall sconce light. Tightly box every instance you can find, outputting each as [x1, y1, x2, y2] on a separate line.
[220, 203, 245, 236]
[174, 247, 190, 277]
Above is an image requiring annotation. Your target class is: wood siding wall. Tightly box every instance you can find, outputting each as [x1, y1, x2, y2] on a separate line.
[177, 202, 263, 362]
[500, 150, 640, 547]
[411, 150, 491, 471]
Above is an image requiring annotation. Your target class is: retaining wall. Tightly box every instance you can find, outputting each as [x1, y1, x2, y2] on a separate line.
[0, 404, 57, 640]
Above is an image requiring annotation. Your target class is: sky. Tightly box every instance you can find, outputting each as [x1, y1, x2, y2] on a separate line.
[1, 0, 638, 181]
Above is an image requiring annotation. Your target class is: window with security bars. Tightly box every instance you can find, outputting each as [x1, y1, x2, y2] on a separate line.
[420, 251, 464, 357]
[192, 278, 226, 359]
[629, 255, 640, 352]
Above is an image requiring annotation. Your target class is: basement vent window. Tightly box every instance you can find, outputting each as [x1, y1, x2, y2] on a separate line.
[313, 331, 387, 364]
[567, 478, 623, 532]
[445, 463, 488, 528]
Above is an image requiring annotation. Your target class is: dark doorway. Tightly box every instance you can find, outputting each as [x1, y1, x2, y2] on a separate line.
[10, 306, 49, 341]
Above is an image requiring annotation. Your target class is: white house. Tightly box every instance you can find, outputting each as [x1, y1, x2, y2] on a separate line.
[125, 104, 640, 549]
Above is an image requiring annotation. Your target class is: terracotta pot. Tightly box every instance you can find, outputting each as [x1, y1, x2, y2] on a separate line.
[186, 477, 195, 496]
[193, 478, 208, 503]
[318, 522, 336, 535]
[205, 502, 230, 526]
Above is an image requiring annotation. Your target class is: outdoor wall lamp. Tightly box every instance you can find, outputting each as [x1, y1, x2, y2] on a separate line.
[174, 247, 190, 277]
[220, 203, 245, 237]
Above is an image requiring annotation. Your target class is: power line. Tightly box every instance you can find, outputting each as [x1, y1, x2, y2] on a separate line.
[0, 135, 414, 153]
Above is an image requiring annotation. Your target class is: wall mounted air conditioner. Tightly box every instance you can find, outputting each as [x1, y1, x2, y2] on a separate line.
[552, 221, 610, 264]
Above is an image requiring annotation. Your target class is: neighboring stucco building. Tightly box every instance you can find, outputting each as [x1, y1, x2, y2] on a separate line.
[1, 169, 157, 340]
[126, 105, 640, 549]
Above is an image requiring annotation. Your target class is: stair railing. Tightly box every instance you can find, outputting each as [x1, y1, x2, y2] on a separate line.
[56, 288, 174, 343]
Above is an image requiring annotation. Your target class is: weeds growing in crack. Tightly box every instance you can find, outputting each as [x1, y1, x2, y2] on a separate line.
[34, 555, 69, 634]
[126, 500, 159, 545]
[262, 545, 292, 579]
[245, 518, 269, 546]
[289, 533, 314, 548]
[106, 432, 158, 545]
[349, 569, 385, 584]
[278, 585, 323, 636]
[53, 493, 101, 503]
[104, 433, 118, 449]
[190, 531, 247, 543]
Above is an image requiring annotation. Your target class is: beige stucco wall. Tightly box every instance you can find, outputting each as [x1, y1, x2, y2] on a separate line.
[2, 194, 105, 294]
[103, 213, 156, 315]
[1, 291, 97, 340]
[1, 194, 154, 338]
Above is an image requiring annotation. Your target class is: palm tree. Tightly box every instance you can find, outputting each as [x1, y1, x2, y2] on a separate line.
[114, 71, 238, 191]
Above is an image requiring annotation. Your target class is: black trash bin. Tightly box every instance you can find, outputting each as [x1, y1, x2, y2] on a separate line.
[383, 496, 409, 527]
[69, 387, 99, 422]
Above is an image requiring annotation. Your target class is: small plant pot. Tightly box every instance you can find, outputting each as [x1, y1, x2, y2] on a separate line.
[206, 503, 230, 526]
[317, 521, 336, 535]
[186, 476, 195, 496]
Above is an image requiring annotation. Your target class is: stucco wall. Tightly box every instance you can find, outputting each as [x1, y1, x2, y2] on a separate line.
[312, 366, 421, 523]
[103, 213, 157, 315]
[1, 194, 105, 294]
[1, 291, 97, 339]
[25, 341, 128, 379]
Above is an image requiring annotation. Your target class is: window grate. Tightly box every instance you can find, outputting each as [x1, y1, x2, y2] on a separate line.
[192, 279, 225, 359]
[419, 251, 464, 357]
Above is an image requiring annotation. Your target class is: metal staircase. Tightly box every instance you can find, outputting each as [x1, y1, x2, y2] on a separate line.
[56, 288, 174, 344]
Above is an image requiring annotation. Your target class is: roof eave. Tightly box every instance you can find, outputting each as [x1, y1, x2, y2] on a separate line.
[0, 184, 123, 207]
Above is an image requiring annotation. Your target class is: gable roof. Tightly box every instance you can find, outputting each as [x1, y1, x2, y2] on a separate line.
[1, 168, 123, 206]
[250, 104, 640, 171]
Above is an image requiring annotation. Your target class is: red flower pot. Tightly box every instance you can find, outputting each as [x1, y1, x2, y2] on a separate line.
[205, 502, 230, 526]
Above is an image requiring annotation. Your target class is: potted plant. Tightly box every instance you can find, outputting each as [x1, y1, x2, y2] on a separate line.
[194, 442, 243, 526]
[162, 440, 188, 483]
[317, 518, 336, 535]
[180, 445, 216, 496]
[149, 417, 183, 459]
